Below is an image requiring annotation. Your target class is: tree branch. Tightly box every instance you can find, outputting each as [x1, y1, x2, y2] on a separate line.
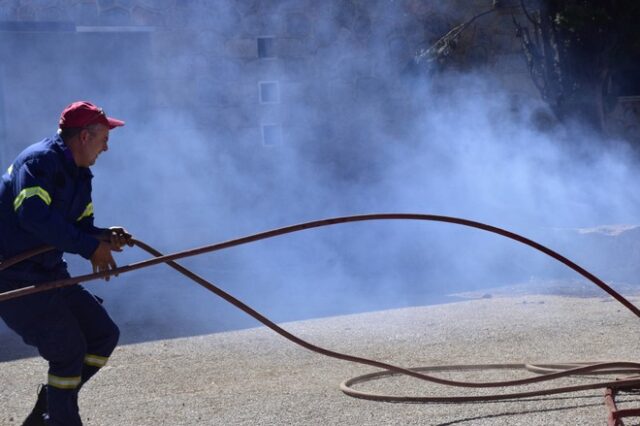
[520, 0, 539, 26]
[414, 6, 498, 67]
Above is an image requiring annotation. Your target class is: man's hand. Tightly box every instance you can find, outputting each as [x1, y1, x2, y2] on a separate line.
[103, 226, 134, 251]
[91, 241, 117, 281]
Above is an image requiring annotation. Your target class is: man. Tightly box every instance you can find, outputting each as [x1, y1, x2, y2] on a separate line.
[0, 101, 132, 425]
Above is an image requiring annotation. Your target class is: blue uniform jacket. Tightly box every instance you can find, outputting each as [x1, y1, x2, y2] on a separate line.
[0, 134, 103, 280]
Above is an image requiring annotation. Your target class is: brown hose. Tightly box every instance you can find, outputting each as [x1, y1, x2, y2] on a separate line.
[340, 364, 640, 403]
[1, 213, 639, 403]
[133, 240, 640, 401]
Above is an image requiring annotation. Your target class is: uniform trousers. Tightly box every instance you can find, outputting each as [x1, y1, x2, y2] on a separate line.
[0, 270, 119, 426]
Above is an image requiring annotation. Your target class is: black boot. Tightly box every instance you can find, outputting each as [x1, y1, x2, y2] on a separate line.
[21, 385, 47, 426]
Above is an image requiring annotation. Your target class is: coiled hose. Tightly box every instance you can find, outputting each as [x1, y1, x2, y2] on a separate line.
[1, 213, 639, 403]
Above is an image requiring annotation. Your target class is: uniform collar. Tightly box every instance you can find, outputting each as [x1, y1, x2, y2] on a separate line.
[53, 134, 74, 163]
[53, 134, 93, 178]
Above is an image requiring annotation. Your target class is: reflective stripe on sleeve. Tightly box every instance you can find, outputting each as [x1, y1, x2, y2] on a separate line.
[84, 353, 109, 368]
[7, 164, 12, 175]
[13, 186, 52, 210]
[48, 374, 81, 389]
[76, 202, 94, 222]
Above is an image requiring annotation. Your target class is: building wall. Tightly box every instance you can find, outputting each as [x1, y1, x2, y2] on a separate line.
[1, 0, 635, 144]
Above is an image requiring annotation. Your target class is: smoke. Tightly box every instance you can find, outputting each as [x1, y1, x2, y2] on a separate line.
[1, 1, 639, 344]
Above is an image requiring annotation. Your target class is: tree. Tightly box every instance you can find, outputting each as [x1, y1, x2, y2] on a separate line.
[514, 0, 640, 133]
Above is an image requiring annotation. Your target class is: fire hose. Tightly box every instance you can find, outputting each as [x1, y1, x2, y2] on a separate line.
[1, 214, 639, 414]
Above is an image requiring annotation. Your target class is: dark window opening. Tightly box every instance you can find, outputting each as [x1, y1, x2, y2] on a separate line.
[257, 37, 275, 59]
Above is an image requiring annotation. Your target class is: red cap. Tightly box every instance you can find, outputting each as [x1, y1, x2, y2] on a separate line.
[59, 101, 125, 130]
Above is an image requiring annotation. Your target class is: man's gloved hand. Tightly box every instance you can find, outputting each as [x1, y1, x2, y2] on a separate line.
[103, 226, 134, 251]
[91, 240, 117, 281]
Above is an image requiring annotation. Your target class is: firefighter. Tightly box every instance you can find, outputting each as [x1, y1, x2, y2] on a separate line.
[0, 101, 132, 425]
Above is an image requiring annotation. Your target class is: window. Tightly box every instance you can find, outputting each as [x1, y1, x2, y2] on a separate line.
[261, 124, 282, 146]
[258, 81, 280, 104]
[257, 36, 275, 59]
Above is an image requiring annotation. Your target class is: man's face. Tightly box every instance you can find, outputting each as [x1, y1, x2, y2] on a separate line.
[80, 124, 110, 167]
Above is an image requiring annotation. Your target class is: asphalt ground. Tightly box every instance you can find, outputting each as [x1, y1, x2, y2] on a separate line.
[1, 294, 639, 425]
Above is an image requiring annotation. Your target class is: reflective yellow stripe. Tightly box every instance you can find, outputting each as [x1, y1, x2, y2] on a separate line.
[76, 202, 93, 222]
[6, 164, 12, 175]
[84, 353, 109, 367]
[13, 186, 52, 211]
[48, 374, 81, 389]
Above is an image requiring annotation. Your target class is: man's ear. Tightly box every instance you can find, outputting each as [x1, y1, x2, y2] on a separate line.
[79, 128, 90, 144]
